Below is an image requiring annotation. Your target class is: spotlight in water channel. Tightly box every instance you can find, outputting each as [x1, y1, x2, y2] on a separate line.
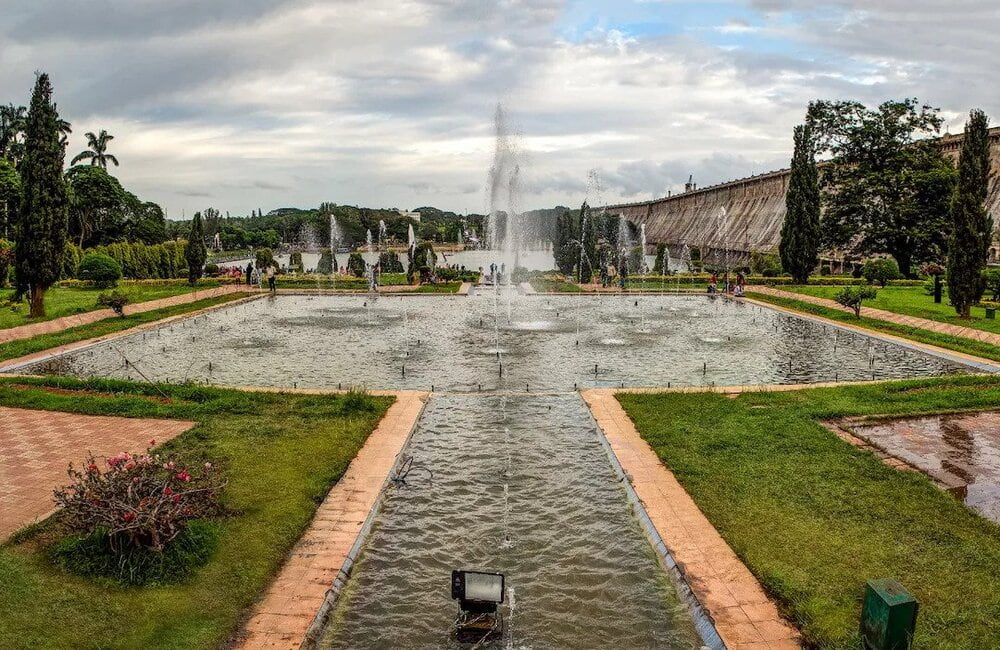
[451, 570, 505, 644]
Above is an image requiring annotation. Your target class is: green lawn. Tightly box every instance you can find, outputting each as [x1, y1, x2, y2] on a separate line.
[0, 281, 223, 330]
[747, 291, 1000, 363]
[784, 284, 1000, 335]
[0, 292, 251, 363]
[619, 376, 1000, 650]
[0, 376, 392, 649]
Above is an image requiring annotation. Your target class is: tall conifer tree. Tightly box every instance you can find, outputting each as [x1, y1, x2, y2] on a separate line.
[779, 124, 821, 284]
[15, 73, 68, 317]
[947, 109, 993, 318]
[186, 211, 208, 285]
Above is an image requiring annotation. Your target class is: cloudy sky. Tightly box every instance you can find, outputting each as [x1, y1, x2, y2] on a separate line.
[1, 0, 997, 218]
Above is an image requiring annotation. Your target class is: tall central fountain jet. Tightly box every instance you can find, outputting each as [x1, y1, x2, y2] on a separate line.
[486, 103, 523, 273]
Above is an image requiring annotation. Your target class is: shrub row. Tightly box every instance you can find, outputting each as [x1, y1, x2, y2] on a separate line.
[64, 241, 191, 280]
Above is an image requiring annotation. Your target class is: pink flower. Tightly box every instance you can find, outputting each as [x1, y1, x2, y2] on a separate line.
[122, 511, 135, 522]
[172, 494, 181, 503]
[163, 487, 173, 496]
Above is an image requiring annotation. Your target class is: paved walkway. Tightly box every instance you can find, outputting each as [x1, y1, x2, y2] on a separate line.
[0, 406, 194, 541]
[582, 389, 801, 650]
[749, 285, 1000, 346]
[238, 390, 429, 650]
[0, 284, 252, 345]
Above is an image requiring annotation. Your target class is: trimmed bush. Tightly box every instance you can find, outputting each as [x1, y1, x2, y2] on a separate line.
[378, 251, 404, 273]
[203, 263, 220, 276]
[317, 250, 337, 274]
[862, 258, 902, 287]
[96, 290, 129, 316]
[835, 285, 878, 317]
[347, 252, 366, 277]
[77, 253, 122, 288]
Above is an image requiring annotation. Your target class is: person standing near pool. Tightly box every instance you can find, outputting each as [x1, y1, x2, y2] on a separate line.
[266, 264, 276, 292]
[245, 262, 253, 286]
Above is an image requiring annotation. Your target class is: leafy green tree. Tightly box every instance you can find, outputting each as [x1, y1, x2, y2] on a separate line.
[15, 73, 69, 317]
[861, 258, 902, 287]
[0, 239, 13, 287]
[0, 158, 20, 238]
[808, 98, 957, 277]
[779, 124, 821, 283]
[64, 165, 126, 247]
[553, 207, 578, 275]
[835, 285, 878, 318]
[578, 202, 598, 283]
[71, 129, 119, 168]
[254, 248, 275, 270]
[947, 109, 993, 318]
[185, 211, 207, 285]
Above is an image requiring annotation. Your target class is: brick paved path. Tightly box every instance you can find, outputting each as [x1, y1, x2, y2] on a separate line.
[0, 284, 251, 345]
[583, 389, 801, 649]
[750, 285, 1000, 346]
[0, 407, 194, 540]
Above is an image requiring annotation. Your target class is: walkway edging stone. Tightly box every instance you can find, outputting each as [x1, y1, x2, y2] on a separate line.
[237, 390, 429, 650]
[582, 388, 802, 650]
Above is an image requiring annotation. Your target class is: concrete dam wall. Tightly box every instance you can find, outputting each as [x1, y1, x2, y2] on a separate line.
[607, 127, 1000, 263]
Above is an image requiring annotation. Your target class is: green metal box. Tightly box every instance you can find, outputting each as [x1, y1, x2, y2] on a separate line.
[860, 579, 919, 650]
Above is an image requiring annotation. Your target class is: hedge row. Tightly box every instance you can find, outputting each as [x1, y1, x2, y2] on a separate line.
[64, 241, 191, 280]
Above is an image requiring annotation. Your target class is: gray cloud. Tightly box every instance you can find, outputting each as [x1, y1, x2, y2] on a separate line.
[1, 0, 996, 217]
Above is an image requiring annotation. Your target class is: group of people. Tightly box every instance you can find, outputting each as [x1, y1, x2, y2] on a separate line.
[708, 272, 746, 297]
[229, 262, 277, 292]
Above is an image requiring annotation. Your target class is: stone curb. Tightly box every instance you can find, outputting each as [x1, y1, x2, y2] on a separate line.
[236, 390, 430, 650]
[582, 388, 802, 649]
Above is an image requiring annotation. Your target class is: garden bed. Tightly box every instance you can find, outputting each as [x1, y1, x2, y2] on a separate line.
[0, 376, 392, 648]
[618, 376, 1000, 649]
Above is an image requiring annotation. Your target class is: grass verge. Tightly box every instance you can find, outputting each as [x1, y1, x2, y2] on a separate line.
[0, 293, 252, 364]
[782, 284, 1000, 335]
[747, 291, 1000, 363]
[0, 376, 392, 649]
[618, 375, 1000, 650]
[0, 281, 224, 330]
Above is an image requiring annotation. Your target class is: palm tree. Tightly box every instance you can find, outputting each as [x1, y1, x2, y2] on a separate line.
[71, 129, 119, 168]
[0, 104, 27, 163]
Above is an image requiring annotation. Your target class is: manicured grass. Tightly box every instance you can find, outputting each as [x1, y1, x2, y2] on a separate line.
[0, 281, 223, 330]
[619, 376, 1000, 650]
[748, 291, 1000, 363]
[0, 293, 252, 363]
[0, 376, 393, 649]
[410, 281, 462, 293]
[784, 284, 1000, 335]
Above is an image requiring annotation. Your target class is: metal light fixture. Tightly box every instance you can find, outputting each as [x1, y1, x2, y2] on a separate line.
[451, 570, 505, 644]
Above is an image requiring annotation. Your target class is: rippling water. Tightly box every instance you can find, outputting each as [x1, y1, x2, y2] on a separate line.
[321, 394, 702, 649]
[18, 293, 967, 390]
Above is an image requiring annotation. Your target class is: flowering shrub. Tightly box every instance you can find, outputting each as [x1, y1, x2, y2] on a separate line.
[54, 444, 225, 554]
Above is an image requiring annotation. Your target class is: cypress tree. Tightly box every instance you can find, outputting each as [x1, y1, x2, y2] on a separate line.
[947, 109, 993, 318]
[185, 211, 208, 285]
[15, 73, 69, 318]
[779, 124, 821, 284]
